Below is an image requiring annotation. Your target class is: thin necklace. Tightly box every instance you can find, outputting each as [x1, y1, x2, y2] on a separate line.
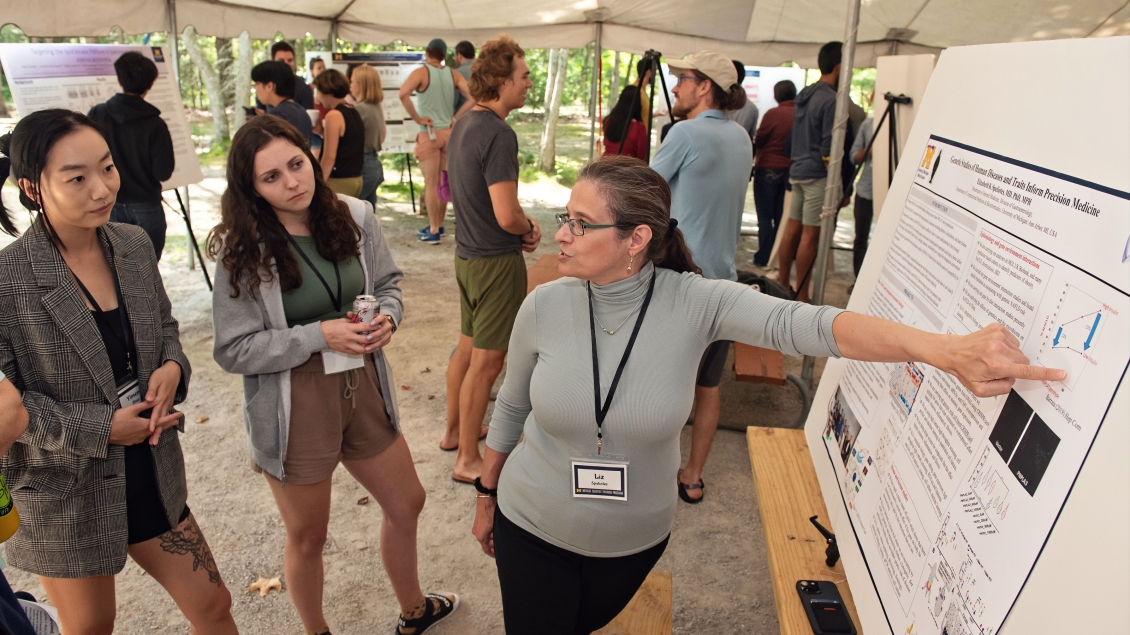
[591, 289, 647, 335]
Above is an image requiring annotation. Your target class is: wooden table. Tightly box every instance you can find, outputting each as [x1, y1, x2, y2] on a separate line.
[746, 427, 863, 634]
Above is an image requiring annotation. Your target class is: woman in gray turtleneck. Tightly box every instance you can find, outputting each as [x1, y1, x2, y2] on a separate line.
[471, 156, 1063, 634]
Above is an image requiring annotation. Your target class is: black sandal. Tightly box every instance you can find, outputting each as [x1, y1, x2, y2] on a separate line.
[678, 477, 705, 504]
[395, 592, 460, 634]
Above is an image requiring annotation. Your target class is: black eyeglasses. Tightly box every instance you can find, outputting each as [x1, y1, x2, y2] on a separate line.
[675, 74, 703, 85]
[555, 213, 620, 237]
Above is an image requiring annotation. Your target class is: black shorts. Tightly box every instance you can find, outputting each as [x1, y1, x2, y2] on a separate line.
[696, 340, 732, 388]
[125, 443, 189, 544]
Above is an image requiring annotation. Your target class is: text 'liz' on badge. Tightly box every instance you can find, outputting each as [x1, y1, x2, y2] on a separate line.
[571, 460, 628, 502]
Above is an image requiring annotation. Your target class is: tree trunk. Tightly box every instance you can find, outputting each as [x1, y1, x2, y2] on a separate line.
[538, 49, 568, 173]
[231, 32, 254, 132]
[182, 26, 230, 141]
[542, 48, 558, 105]
[215, 37, 235, 109]
[607, 51, 620, 109]
[0, 64, 11, 117]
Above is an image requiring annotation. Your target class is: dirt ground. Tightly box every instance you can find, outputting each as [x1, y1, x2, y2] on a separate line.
[0, 170, 857, 634]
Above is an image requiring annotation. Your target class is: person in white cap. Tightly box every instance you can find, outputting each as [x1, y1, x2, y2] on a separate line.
[650, 50, 752, 505]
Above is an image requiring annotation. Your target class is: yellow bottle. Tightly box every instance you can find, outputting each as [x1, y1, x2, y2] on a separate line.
[0, 474, 20, 543]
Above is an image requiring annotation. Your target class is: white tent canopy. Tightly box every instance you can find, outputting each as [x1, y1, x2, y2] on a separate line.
[5, 0, 1128, 66]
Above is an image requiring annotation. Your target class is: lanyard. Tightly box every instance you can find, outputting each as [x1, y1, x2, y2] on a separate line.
[587, 270, 656, 455]
[71, 245, 136, 378]
[287, 234, 343, 312]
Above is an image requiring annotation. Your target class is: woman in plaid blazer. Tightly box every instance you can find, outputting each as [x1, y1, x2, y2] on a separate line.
[0, 110, 237, 633]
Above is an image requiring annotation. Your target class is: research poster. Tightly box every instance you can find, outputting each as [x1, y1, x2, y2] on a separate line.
[328, 51, 425, 154]
[821, 135, 1129, 634]
[0, 43, 203, 191]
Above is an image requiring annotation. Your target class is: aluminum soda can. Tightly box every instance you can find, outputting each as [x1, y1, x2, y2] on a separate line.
[352, 295, 379, 333]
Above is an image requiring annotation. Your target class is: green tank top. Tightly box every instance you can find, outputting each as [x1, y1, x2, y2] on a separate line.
[417, 64, 455, 132]
[281, 235, 366, 327]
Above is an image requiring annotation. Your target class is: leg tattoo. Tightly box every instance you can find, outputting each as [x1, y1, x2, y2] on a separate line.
[159, 515, 223, 587]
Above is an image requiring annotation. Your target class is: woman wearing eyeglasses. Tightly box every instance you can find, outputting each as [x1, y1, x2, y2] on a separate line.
[470, 155, 1064, 634]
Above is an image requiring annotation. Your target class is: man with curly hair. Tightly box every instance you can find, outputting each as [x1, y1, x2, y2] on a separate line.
[441, 35, 542, 482]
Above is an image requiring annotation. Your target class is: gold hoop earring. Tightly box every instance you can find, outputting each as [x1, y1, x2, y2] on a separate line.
[627, 255, 634, 274]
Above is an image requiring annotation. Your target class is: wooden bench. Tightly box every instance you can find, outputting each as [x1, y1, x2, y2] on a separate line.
[595, 570, 673, 635]
[526, 253, 563, 294]
[746, 427, 863, 634]
[733, 342, 787, 386]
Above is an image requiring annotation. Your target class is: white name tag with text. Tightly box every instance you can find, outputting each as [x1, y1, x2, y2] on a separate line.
[117, 378, 142, 408]
[571, 459, 629, 502]
[322, 350, 365, 374]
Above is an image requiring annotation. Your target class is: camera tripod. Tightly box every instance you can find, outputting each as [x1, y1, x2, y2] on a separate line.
[616, 49, 675, 161]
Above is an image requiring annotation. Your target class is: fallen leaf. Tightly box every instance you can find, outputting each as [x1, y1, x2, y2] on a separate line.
[248, 576, 283, 597]
[400, 385, 410, 390]
[357, 496, 370, 505]
[196, 416, 210, 424]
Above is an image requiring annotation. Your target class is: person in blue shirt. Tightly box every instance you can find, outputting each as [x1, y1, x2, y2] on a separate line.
[650, 51, 753, 504]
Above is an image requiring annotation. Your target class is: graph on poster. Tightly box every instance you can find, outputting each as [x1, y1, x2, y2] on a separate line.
[818, 135, 1129, 635]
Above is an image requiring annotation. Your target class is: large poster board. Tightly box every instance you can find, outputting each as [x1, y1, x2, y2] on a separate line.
[806, 37, 1129, 635]
[0, 43, 203, 191]
[327, 52, 426, 154]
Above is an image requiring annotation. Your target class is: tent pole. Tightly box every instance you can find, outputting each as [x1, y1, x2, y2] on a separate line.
[329, 22, 338, 52]
[588, 21, 603, 163]
[801, 0, 862, 389]
[165, 0, 195, 273]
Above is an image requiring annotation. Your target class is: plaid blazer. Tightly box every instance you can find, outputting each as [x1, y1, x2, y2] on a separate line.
[0, 221, 191, 578]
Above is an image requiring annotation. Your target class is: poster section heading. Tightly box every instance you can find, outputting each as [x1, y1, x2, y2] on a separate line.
[0, 44, 204, 192]
[327, 52, 425, 155]
[823, 136, 1129, 635]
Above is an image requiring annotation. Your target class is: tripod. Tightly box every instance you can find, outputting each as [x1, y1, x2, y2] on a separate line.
[615, 50, 675, 161]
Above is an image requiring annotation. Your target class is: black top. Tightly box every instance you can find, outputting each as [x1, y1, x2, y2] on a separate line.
[331, 104, 365, 179]
[93, 307, 136, 384]
[87, 94, 175, 204]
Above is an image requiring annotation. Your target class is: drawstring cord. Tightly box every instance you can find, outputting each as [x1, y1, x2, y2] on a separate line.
[344, 368, 359, 409]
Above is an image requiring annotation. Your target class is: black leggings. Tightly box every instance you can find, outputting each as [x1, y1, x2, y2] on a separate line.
[494, 508, 669, 635]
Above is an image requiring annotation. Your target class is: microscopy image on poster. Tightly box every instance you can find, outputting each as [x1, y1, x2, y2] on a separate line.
[821, 136, 1130, 635]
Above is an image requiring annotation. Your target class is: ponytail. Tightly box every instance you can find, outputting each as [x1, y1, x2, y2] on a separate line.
[0, 133, 17, 237]
[576, 155, 702, 276]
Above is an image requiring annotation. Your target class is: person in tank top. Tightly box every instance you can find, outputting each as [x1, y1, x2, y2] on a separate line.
[399, 38, 475, 242]
[313, 69, 365, 198]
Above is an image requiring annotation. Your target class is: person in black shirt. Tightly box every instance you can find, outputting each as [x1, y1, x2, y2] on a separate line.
[88, 51, 175, 260]
[313, 69, 365, 198]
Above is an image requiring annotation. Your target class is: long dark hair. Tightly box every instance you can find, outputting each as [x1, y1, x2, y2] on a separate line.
[577, 156, 701, 275]
[206, 116, 361, 299]
[0, 109, 109, 242]
[603, 85, 642, 144]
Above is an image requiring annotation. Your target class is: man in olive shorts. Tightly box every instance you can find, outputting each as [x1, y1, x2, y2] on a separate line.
[442, 35, 541, 482]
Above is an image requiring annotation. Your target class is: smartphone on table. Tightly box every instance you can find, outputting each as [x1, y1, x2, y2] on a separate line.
[796, 580, 856, 635]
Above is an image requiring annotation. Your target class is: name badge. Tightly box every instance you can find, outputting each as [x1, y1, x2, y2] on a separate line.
[117, 378, 142, 408]
[571, 458, 629, 502]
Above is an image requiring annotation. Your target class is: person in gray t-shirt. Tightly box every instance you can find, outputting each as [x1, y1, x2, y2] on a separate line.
[442, 35, 542, 485]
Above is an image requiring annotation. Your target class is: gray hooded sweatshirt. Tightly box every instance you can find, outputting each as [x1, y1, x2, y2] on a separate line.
[212, 196, 404, 481]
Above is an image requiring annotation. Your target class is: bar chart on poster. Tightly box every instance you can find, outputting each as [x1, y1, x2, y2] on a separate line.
[815, 128, 1128, 635]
